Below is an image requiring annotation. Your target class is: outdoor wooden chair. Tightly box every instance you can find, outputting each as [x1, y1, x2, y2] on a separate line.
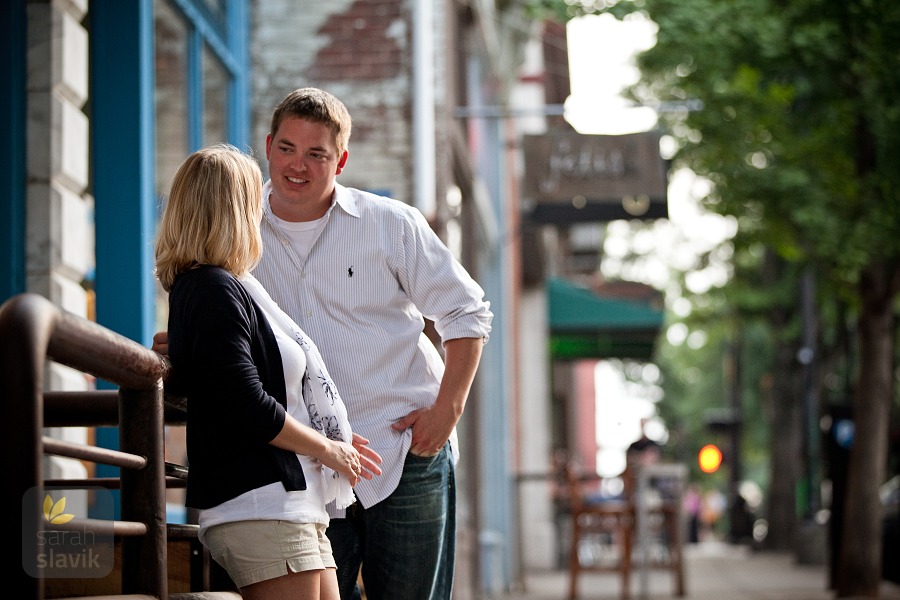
[630, 462, 688, 597]
[563, 462, 634, 600]
[564, 460, 687, 600]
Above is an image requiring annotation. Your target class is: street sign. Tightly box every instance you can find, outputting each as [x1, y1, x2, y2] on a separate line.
[523, 130, 669, 223]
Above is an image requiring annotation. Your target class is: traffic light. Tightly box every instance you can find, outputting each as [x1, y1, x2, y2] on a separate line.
[698, 443, 723, 473]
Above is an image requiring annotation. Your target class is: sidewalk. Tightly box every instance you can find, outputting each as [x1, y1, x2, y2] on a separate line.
[501, 542, 900, 600]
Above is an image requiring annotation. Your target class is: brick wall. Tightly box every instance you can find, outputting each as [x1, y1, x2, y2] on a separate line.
[251, 0, 419, 205]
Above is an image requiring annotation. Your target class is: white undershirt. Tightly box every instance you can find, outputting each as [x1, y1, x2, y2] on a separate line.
[266, 209, 327, 260]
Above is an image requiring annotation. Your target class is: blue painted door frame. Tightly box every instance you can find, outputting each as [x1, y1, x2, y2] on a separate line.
[89, 0, 158, 513]
[90, 0, 158, 351]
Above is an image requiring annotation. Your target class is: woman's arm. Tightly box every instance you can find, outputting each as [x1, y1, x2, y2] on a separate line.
[270, 417, 383, 485]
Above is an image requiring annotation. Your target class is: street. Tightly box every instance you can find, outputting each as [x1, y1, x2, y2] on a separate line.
[503, 541, 900, 600]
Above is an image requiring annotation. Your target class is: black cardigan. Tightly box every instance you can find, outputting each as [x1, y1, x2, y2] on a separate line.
[167, 265, 306, 509]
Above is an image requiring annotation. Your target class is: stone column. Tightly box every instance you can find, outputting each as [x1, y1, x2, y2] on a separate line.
[26, 0, 92, 486]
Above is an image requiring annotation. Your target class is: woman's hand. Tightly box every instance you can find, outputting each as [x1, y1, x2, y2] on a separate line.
[151, 331, 169, 356]
[323, 441, 363, 486]
[351, 433, 383, 480]
[323, 435, 383, 486]
[271, 417, 382, 486]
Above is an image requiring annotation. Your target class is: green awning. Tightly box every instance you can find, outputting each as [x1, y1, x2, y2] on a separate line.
[547, 277, 664, 360]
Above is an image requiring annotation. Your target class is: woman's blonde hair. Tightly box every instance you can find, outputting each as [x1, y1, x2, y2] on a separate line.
[155, 144, 263, 291]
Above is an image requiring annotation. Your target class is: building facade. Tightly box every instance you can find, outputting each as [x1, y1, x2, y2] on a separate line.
[2, 0, 578, 596]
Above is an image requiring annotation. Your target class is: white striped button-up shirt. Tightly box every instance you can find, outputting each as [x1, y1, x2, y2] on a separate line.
[253, 181, 493, 516]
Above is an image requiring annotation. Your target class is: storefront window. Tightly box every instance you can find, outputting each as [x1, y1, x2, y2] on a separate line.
[154, 0, 189, 201]
[203, 44, 227, 146]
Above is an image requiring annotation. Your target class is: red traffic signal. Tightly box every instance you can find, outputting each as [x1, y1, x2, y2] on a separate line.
[698, 444, 723, 473]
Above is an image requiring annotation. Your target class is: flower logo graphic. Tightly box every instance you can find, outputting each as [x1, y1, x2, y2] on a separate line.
[43, 494, 75, 525]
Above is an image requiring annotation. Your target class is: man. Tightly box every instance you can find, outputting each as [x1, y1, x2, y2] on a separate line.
[156, 87, 492, 600]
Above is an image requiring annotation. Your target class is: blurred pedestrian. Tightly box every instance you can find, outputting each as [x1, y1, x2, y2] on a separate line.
[700, 489, 727, 541]
[683, 483, 702, 543]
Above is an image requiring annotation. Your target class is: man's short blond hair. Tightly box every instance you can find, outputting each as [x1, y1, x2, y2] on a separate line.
[270, 87, 352, 154]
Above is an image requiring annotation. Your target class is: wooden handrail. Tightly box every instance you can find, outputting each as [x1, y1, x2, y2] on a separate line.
[42, 436, 149, 470]
[0, 293, 174, 599]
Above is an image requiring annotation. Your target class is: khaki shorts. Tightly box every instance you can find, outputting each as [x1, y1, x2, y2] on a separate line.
[203, 520, 335, 588]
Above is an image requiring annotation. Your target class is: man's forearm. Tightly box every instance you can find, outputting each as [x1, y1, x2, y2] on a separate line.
[435, 337, 484, 420]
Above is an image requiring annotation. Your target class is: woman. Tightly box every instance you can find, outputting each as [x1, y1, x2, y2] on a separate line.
[155, 144, 381, 600]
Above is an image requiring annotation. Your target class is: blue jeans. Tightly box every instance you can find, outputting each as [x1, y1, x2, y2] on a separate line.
[327, 445, 456, 600]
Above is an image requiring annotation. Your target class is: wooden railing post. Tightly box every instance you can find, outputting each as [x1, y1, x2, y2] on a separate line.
[120, 384, 168, 598]
[1, 294, 57, 600]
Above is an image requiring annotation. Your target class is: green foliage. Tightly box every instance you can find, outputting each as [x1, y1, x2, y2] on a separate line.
[629, 0, 900, 295]
[522, 0, 631, 23]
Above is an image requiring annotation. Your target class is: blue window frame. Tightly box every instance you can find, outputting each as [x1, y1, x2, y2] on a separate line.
[161, 0, 249, 154]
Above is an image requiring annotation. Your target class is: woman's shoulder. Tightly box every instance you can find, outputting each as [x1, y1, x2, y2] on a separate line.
[171, 265, 246, 304]
[174, 264, 236, 288]
[169, 266, 259, 338]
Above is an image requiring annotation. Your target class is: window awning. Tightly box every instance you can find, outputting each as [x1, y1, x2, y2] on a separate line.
[547, 277, 664, 361]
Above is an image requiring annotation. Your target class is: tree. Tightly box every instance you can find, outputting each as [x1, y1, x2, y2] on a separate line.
[530, 0, 900, 594]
